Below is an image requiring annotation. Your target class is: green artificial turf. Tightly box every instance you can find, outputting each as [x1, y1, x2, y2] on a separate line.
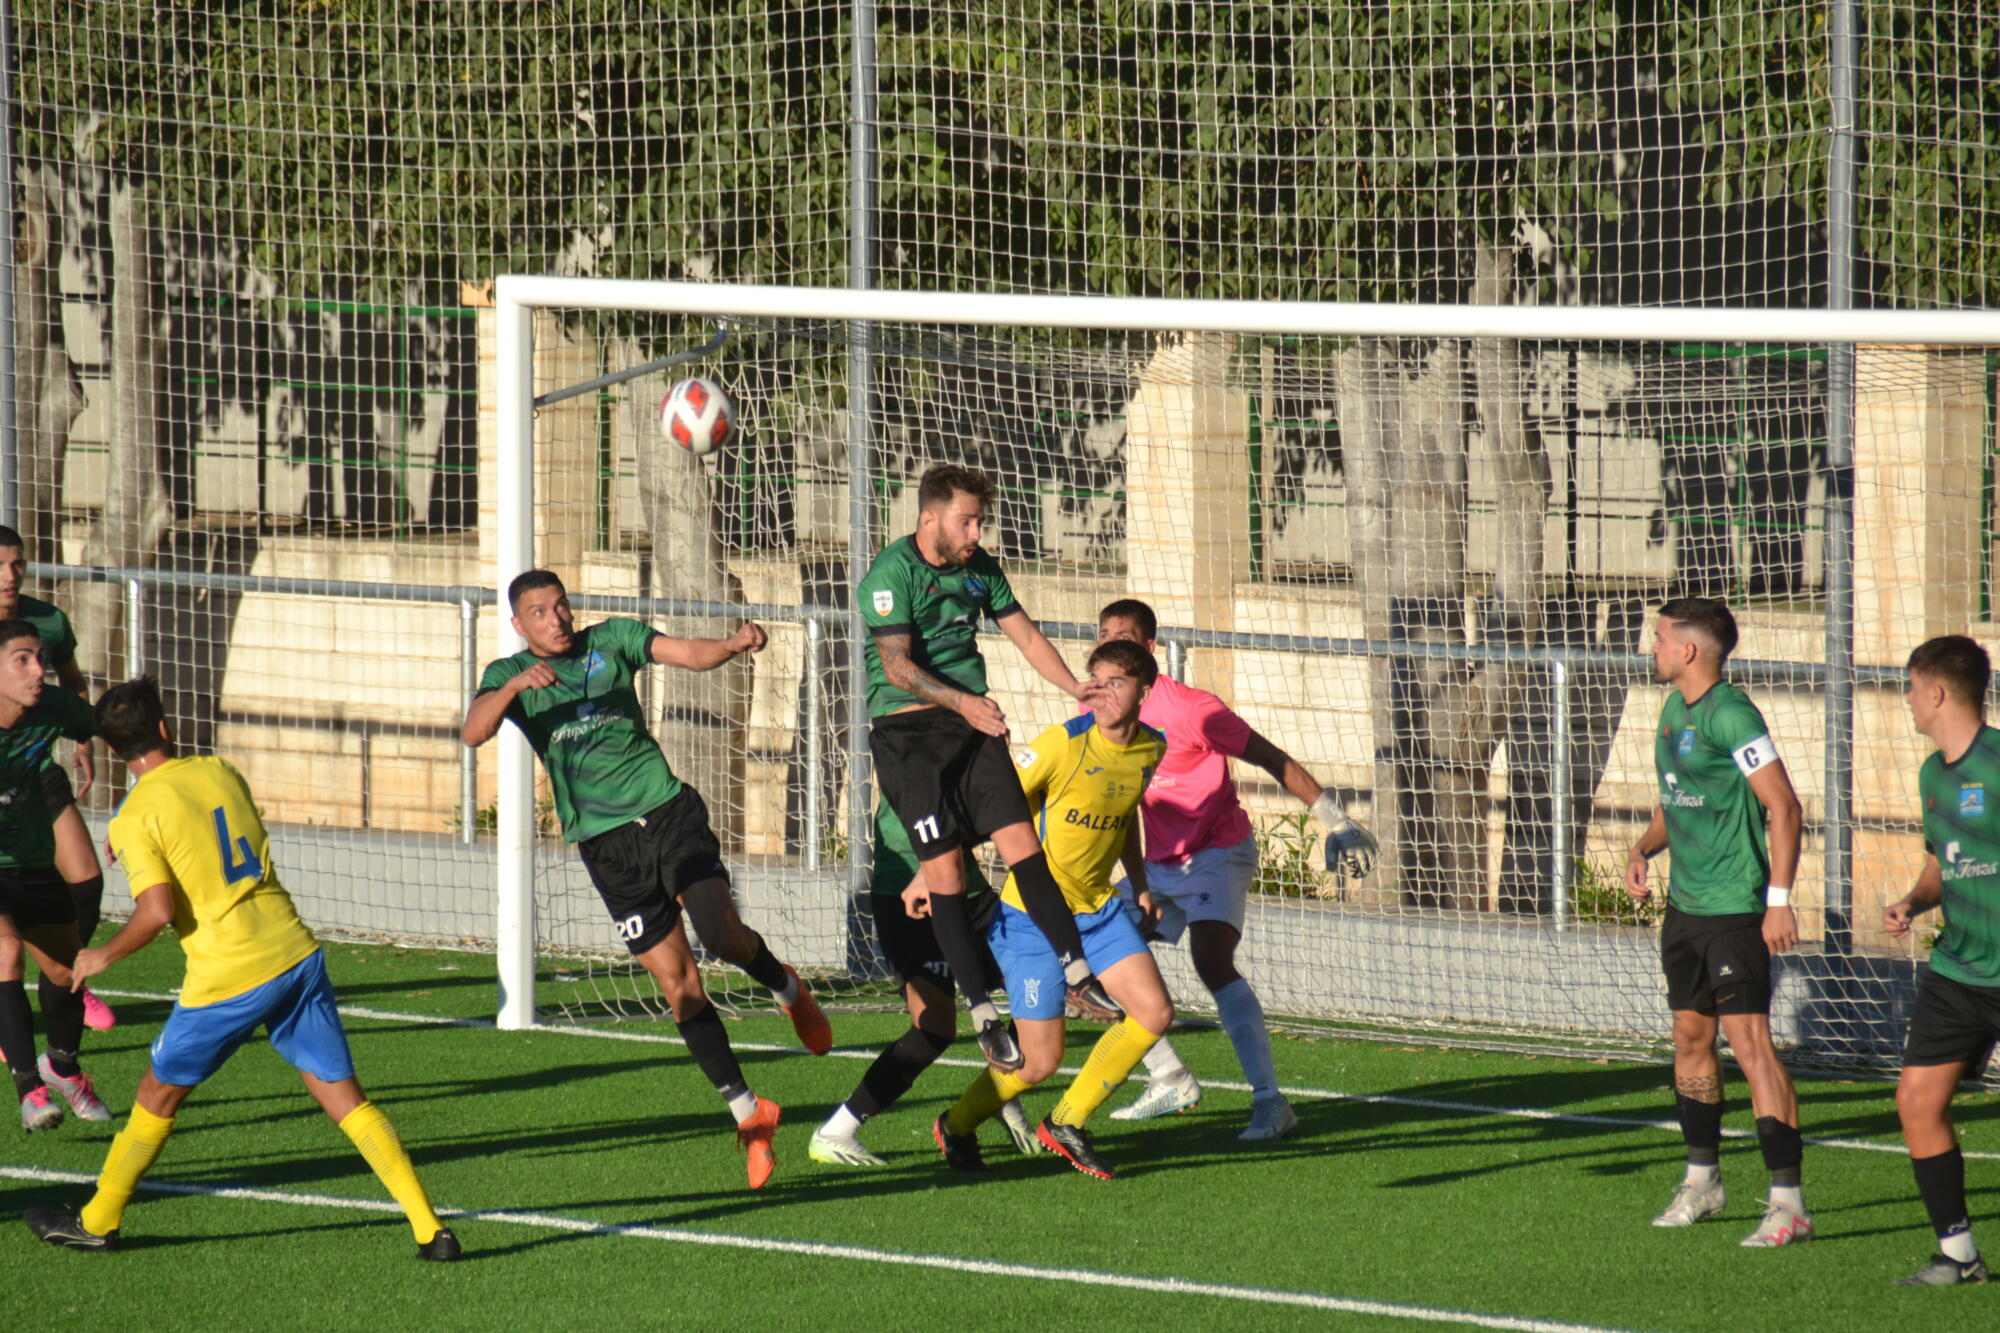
[8, 940, 1997, 1331]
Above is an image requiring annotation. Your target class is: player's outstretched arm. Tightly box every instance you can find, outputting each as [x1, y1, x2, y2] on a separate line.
[461, 661, 558, 747]
[650, 621, 767, 671]
[1625, 808, 1667, 900]
[1240, 729, 1378, 878]
[1748, 761, 1803, 951]
[1884, 855, 1944, 939]
[997, 613, 1098, 706]
[70, 883, 173, 989]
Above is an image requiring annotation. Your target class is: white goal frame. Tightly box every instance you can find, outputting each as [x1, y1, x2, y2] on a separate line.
[491, 275, 2000, 1029]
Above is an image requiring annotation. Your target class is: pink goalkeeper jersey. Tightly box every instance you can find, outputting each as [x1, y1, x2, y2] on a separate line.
[1133, 673, 1254, 862]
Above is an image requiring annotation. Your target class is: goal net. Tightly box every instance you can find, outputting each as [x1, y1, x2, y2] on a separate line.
[498, 280, 2000, 1070]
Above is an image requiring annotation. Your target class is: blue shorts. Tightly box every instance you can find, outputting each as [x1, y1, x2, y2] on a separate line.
[988, 896, 1149, 1022]
[150, 950, 356, 1088]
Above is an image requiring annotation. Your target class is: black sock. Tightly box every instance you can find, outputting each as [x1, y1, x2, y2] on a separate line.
[39, 975, 85, 1074]
[1754, 1114, 1803, 1186]
[1676, 1093, 1724, 1165]
[849, 1028, 953, 1121]
[674, 1000, 746, 1094]
[67, 874, 105, 948]
[740, 936, 790, 994]
[925, 892, 994, 1000]
[1912, 1147, 1971, 1242]
[1009, 852, 1086, 972]
[0, 981, 41, 1094]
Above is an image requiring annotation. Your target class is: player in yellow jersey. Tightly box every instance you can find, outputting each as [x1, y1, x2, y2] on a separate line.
[21, 678, 460, 1260]
[931, 639, 1174, 1180]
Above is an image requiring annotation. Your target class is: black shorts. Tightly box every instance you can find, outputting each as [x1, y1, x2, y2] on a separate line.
[1660, 906, 1771, 1015]
[871, 889, 999, 996]
[0, 866, 77, 932]
[1903, 971, 2000, 1072]
[575, 786, 729, 957]
[41, 764, 75, 817]
[869, 708, 1032, 860]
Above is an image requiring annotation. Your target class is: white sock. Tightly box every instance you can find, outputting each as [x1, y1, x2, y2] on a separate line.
[1142, 1037, 1189, 1081]
[1685, 1162, 1721, 1186]
[1770, 1184, 1805, 1214]
[1215, 978, 1278, 1100]
[1941, 1227, 1980, 1264]
[726, 1087, 759, 1123]
[772, 971, 800, 1006]
[820, 1104, 863, 1138]
[968, 999, 1001, 1027]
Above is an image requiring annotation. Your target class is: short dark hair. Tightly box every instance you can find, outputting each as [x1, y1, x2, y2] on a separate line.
[0, 524, 22, 552]
[1657, 597, 1739, 663]
[0, 617, 41, 652]
[1087, 639, 1159, 690]
[916, 463, 995, 512]
[96, 676, 167, 761]
[507, 569, 566, 612]
[1098, 598, 1158, 642]
[1908, 635, 1991, 712]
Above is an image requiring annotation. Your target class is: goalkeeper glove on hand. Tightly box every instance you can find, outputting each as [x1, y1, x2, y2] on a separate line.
[1311, 791, 1379, 879]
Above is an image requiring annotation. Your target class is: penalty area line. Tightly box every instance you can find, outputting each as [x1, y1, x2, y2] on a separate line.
[0, 1163, 1644, 1333]
[93, 987, 1977, 1162]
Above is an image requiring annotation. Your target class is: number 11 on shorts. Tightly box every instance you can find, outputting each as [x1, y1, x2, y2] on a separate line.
[912, 815, 940, 843]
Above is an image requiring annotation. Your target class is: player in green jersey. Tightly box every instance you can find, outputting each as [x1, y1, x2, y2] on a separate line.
[806, 803, 1041, 1165]
[1884, 634, 2000, 1286]
[0, 526, 116, 1033]
[1624, 597, 1810, 1247]
[0, 619, 110, 1131]
[463, 570, 831, 1190]
[857, 464, 1116, 1074]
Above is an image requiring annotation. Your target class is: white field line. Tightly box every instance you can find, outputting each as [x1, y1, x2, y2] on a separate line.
[0, 1163, 1647, 1333]
[94, 988, 1973, 1161]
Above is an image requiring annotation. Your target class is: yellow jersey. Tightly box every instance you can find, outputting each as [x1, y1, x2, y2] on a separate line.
[107, 756, 318, 1007]
[1002, 714, 1165, 916]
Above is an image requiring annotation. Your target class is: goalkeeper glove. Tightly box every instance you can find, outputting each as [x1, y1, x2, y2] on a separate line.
[1311, 791, 1379, 879]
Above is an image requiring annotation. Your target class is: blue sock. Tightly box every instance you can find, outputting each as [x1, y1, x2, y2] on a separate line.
[1215, 978, 1277, 1100]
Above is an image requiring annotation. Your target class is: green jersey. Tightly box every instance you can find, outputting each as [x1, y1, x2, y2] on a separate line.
[1920, 726, 2000, 989]
[478, 618, 683, 843]
[13, 593, 77, 673]
[1654, 681, 1781, 915]
[0, 690, 92, 870]
[856, 536, 1023, 718]
[871, 798, 990, 899]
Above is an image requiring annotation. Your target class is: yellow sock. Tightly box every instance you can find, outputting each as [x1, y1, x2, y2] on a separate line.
[81, 1103, 176, 1236]
[338, 1100, 444, 1244]
[1052, 1017, 1160, 1127]
[945, 1067, 1035, 1136]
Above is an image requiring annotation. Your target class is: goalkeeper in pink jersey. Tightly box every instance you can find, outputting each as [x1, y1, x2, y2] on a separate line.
[1095, 599, 1377, 1140]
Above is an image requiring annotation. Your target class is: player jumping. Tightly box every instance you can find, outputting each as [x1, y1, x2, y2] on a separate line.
[1882, 635, 1999, 1286]
[1625, 597, 1810, 1247]
[462, 569, 829, 1189]
[23, 677, 459, 1259]
[0, 526, 115, 1032]
[858, 463, 1117, 1073]
[0, 618, 107, 1132]
[1096, 598, 1377, 1139]
[931, 639, 1171, 1180]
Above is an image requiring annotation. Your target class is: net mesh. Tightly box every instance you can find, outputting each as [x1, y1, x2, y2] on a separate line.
[5, 2, 1996, 1062]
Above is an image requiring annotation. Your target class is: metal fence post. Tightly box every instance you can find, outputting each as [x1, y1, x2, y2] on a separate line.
[1550, 658, 1572, 931]
[124, 577, 144, 676]
[459, 595, 478, 845]
[805, 614, 824, 871]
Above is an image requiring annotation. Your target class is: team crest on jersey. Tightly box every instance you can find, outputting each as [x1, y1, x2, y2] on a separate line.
[583, 649, 608, 678]
[1962, 785, 1986, 817]
[964, 576, 987, 602]
[873, 589, 894, 616]
[1678, 728, 1696, 755]
[1014, 747, 1037, 769]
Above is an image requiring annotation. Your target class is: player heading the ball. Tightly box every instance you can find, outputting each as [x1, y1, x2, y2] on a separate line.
[23, 677, 458, 1259]
[857, 463, 1118, 1073]
[463, 570, 830, 1189]
[1625, 597, 1810, 1248]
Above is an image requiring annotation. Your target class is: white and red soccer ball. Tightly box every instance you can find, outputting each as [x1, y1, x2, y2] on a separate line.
[659, 376, 734, 457]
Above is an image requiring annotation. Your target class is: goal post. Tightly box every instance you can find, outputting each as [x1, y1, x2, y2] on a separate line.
[493, 275, 2000, 1067]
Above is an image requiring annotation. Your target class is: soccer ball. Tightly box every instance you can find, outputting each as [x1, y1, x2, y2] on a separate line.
[659, 377, 733, 457]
